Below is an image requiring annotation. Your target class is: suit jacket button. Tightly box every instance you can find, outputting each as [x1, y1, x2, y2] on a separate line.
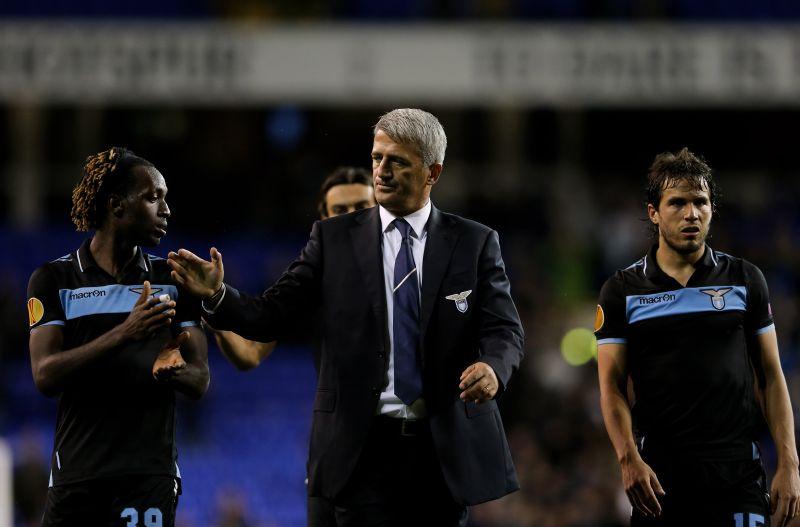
[377, 353, 384, 359]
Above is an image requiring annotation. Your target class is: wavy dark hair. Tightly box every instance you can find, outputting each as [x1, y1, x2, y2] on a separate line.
[645, 147, 718, 236]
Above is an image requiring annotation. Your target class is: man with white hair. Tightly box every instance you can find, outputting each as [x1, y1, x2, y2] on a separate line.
[168, 109, 524, 526]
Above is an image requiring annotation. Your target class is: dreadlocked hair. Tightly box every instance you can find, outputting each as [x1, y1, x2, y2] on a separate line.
[71, 147, 153, 231]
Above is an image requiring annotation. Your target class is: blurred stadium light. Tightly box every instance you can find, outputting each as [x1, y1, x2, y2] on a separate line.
[560, 327, 596, 366]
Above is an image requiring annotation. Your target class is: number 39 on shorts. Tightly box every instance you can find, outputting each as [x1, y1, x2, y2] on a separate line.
[734, 512, 765, 527]
[121, 507, 163, 527]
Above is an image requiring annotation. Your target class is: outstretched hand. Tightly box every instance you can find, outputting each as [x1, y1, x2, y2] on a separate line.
[167, 248, 224, 299]
[152, 331, 189, 381]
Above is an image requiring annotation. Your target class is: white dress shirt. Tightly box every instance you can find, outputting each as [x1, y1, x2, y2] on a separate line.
[376, 201, 432, 419]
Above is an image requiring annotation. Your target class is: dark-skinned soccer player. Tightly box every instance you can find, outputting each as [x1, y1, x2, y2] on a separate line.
[28, 147, 209, 527]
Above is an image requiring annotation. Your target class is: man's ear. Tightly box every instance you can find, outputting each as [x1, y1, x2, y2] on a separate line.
[647, 203, 658, 225]
[427, 163, 443, 186]
[109, 194, 125, 219]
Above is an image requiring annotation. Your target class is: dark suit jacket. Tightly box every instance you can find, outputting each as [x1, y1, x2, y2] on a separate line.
[207, 205, 524, 505]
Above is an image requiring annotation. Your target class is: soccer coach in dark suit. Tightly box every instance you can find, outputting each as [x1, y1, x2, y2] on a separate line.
[168, 109, 524, 526]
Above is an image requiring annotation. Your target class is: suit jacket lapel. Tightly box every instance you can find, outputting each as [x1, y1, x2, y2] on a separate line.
[349, 207, 389, 350]
[420, 206, 458, 340]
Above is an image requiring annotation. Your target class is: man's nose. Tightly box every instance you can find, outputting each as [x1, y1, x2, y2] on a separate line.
[376, 158, 392, 177]
[685, 204, 699, 220]
[161, 202, 171, 218]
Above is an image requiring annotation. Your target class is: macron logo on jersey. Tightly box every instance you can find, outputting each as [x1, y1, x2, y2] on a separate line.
[69, 289, 107, 301]
[638, 293, 676, 305]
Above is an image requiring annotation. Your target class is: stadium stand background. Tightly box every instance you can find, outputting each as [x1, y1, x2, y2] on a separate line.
[3, 2, 800, 526]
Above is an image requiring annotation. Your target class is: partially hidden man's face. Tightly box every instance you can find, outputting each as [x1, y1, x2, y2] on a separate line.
[371, 129, 441, 217]
[120, 166, 171, 247]
[649, 178, 712, 255]
[323, 183, 375, 218]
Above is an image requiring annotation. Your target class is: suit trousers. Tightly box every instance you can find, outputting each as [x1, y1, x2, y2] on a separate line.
[308, 496, 336, 527]
[331, 416, 468, 527]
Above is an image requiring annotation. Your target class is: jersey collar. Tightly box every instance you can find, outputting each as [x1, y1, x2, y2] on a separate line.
[644, 243, 718, 282]
[74, 238, 150, 274]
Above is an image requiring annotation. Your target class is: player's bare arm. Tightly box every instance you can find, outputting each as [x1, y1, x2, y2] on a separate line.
[154, 326, 209, 400]
[30, 281, 175, 397]
[167, 248, 224, 299]
[756, 329, 800, 526]
[211, 328, 276, 371]
[598, 342, 665, 518]
[169, 249, 276, 370]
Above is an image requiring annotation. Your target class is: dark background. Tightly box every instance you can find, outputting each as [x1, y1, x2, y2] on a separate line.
[3, 2, 800, 526]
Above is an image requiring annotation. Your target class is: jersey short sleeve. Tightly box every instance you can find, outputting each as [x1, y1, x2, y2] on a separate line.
[174, 285, 202, 329]
[743, 261, 774, 336]
[595, 273, 628, 345]
[27, 264, 66, 330]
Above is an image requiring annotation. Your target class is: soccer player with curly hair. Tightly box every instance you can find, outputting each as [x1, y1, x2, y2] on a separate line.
[28, 147, 209, 526]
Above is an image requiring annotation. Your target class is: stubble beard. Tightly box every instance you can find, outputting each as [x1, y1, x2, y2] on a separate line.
[661, 225, 706, 255]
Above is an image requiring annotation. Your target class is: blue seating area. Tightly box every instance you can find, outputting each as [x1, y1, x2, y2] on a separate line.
[3, 347, 318, 526]
[177, 348, 317, 526]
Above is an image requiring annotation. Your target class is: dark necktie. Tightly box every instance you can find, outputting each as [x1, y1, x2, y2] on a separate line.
[392, 218, 423, 405]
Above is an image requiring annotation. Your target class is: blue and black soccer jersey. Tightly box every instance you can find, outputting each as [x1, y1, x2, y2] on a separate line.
[595, 244, 773, 460]
[27, 239, 201, 486]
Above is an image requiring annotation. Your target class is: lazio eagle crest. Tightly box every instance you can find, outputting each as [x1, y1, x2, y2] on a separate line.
[445, 290, 472, 313]
[128, 286, 163, 296]
[700, 287, 732, 310]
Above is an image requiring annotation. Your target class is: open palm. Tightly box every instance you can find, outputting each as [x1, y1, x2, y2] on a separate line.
[152, 331, 189, 380]
[167, 248, 224, 298]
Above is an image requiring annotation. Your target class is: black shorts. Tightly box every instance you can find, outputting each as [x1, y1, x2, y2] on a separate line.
[43, 475, 181, 527]
[631, 448, 770, 527]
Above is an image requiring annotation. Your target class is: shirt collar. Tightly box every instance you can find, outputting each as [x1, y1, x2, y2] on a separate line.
[379, 200, 432, 239]
[644, 243, 717, 280]
[75, 238, 149, 274]
[698, 244, 718, 268]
